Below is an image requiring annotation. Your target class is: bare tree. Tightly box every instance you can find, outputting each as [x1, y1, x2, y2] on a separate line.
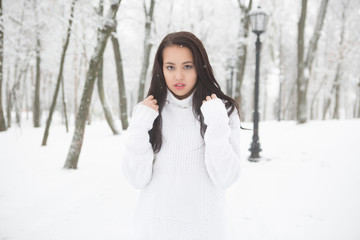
[64, 0, 122, 169]
[42, 0, 77, 146]
[74, 17, 89, 120]
[331, 66, 342, 119]
[5, 73, 10, 128]
[12, 58, 29, 127]
[296, 0, 330, 123]
[97, 56, 119, 134]
[73, 25, 80, 120]
[234, 0, 252, 109]
[61, 75, 69, 132]
[277, 26, 284, 121]
[111, 29, 128, 130]
[33, 0, 41, 127]
[322, 0, 350, 120]
[8, 4, 25, 129]
[96, 0, 120, 135]
[332, 0, 349, 119]
[310, 74, 327, 120]
[225, 58, 235, 98]
[137, 0, 155, 102]
[0, 0, 6, 131]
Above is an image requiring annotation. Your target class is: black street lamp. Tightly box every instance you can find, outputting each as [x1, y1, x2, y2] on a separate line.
[248, 6, 269, 162]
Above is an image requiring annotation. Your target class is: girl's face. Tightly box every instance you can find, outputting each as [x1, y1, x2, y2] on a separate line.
[162, 45, 197, 100]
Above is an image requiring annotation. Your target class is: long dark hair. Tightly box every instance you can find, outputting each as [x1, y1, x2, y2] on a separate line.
[147, 31, 239, 153]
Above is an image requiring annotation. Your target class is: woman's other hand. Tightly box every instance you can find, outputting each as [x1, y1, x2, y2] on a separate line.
[202, 93, 217, 104]
[142, 95, 159, 113]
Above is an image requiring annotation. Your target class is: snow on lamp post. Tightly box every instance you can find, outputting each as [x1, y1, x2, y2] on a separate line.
[248, 6, 269, 162]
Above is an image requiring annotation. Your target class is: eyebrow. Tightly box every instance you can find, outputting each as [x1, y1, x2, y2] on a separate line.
[164, 61, 194, 65]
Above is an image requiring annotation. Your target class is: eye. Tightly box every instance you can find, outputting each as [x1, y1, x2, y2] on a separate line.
[184, 65, 193, 69]
[166, 66, 175, 70]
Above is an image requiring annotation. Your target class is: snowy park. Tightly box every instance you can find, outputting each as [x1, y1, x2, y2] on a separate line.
[1, 0, 360, 239]
[1, 119, 360, 240]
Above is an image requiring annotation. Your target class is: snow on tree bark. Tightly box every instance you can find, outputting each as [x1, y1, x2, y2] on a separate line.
[42, 0, 77, 146]
[63, 0, 121, 169]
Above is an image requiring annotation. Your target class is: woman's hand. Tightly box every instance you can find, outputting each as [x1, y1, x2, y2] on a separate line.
[202, 93, 218, 104]
[142, 95, 159, 113]
[201, 93, 228, 126]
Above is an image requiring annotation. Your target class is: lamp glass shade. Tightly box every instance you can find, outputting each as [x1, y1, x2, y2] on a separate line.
[249, 7, 269, 34]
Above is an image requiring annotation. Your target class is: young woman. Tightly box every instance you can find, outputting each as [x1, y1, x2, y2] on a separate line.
[122, 31, 241, 240]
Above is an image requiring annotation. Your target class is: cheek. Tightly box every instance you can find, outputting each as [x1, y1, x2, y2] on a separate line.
[190, 72, 197, 85]
[163, 71, 172, 87]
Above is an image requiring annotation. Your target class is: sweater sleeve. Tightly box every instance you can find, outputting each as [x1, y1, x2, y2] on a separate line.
[121, 103, 159, 189]
[200, 99, 241, 189]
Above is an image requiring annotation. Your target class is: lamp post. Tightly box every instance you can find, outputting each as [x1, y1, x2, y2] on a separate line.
[248, 6, 269, 162]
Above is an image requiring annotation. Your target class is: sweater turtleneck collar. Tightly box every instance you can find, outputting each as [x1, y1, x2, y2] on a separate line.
[166, 88, 194, 108]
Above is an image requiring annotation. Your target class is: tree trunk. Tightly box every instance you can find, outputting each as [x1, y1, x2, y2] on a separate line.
[25, 67, 30, 120]
[6, 74, 11, 128]
[33, 37, 41, 127]
[12, 61, 29, 127]
[111, 30, 128, 129]
[304, 0, 330, 74]
[278, 80, 283, 121]
[297, 0, 329, 123]
[0, 0, 6, 131]
[42, 0, 77, 146]
[73, 26, 79, 120]
[234, 0, 252, 109]
[97, 57, 120, 135]
[332, 77, 340, 119]
[296, 0, 308, 123]
[61, 75, 69, 132]
[225, 59, 235, 98]
[310, 75, 327, 120]
[323, 96, 331, 120]
[96, 0, 120, 135]
[64, 0, 121, 169]
[284, 82, 296, 120]
[33, 0, 41, 127]
[332, 1, 348, 119]
[277, 27, 284, 121]
[137, 0, 155, 102]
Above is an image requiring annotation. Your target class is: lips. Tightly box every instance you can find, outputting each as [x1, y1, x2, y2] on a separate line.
[174, 83, 186, 90]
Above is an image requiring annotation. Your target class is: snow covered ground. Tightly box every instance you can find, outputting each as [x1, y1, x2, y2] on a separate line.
[1, 119, 360, 240]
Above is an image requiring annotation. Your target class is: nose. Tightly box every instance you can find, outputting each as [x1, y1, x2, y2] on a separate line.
[175, 69, 183, 81]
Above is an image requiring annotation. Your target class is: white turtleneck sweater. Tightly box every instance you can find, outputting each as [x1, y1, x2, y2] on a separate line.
[122, 90, 241, 240]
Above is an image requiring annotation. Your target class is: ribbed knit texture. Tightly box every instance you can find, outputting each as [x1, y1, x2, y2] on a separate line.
[122, 90, 241, 240]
